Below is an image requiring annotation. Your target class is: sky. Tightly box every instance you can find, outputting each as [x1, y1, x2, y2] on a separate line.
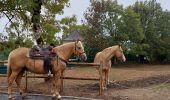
[1, 0, 170, 34]
[57, 0, 170, 24]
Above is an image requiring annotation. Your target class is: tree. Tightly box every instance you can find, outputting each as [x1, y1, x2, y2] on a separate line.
[84, 0, 125, 62]
[60, 15, 78, 37]
[119, 6, 150, 63]
[132, 0, 170, 62]
[84, 0, 107, 61]
[0, 0, 70, 45]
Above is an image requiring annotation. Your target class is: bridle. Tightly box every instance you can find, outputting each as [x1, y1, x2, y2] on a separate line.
[116, 47, 124, 61]
[74, 41, 85, 55]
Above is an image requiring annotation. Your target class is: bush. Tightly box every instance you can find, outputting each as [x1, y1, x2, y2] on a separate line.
[0, 49, 11, 60]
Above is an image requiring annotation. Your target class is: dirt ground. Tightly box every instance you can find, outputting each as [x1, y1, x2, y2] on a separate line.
[0, 64, 170, 100]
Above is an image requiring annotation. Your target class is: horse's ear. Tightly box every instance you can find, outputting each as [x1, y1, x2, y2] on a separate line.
[76, 39, 80, 43]
[118, 43, 122, 47]
[51, 48, 55, 53]
[118, 44, 120, 47]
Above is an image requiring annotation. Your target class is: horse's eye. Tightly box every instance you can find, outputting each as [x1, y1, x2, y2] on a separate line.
[77, 47, 81, 50]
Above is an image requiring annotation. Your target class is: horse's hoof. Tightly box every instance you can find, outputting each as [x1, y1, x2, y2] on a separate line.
[104, 87, 107, 90]
[52, 95, 62, 100]
[8, 96, 15, 100]
[21, 93, 27, 98]
[102, 87, 107, 90]
[20, 92, 22, 95]
[57, 95, 62, 100]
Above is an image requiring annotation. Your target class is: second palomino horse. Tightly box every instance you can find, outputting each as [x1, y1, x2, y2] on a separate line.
[94, 44, 126, 89]
[7, 41, 87, 99]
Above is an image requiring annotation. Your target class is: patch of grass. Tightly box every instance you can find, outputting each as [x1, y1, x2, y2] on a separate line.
[154, 83, 170, 91]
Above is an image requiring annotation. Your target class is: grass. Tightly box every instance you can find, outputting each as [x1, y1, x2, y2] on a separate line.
[154, 83, 170, 92]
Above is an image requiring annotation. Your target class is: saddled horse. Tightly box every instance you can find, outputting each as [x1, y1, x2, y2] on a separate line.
[7, 41, 87, 99]
[94, 44, 126, 89]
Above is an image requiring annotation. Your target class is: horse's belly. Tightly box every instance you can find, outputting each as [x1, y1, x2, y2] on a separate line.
[27, 67, 46, 74]
[26, 59, 47, 74]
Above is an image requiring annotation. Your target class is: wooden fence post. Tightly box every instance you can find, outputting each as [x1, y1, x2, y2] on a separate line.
[25, 71, 28, 92]
[99, 61, 103, 95]
[60, 72, 64, 92]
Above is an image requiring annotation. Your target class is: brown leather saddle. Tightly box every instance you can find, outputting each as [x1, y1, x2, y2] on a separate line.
[29, 45, 57, 75]
[29, 46, 56, 59]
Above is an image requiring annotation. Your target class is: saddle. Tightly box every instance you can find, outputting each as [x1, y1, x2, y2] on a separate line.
[29, 45, 57, 76]
[29, 45, 56, 59]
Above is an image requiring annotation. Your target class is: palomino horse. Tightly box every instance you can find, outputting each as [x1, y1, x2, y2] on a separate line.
[7, 41, 87, 99]
[94, 45, 126, 89]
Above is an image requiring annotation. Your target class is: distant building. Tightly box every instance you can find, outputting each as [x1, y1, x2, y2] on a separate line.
[63, 30, 84, 43]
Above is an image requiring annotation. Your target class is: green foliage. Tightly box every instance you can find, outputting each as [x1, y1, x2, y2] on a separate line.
[84, 0, 170, 63]
[1, 0, 170, 63]
[131, 0, 170, 62]
[60, 15, 78, 37]
[122, 7, 144, 43]
[0, 0, 70, 46]
[0, 48, 10, 60]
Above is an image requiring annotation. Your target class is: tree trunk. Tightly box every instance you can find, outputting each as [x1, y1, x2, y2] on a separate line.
[31, 0, 42, 40]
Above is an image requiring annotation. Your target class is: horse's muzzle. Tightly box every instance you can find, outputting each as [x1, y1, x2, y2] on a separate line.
[80, 53, 87, 61]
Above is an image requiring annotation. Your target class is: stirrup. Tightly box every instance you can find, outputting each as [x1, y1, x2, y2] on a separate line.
[48, 70, 52, 77]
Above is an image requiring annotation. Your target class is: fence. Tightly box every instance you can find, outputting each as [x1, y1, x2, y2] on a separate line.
[0, 60, 104, 95]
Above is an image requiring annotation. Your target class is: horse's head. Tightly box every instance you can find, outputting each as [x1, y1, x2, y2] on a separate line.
[115, 44, 126, 62]
[74, 41, 87, 61]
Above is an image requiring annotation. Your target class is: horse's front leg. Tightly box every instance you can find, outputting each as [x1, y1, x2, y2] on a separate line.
[52, 72, 62, 99]
[60, 69, 65, 92]
[105, 69, 110, 86]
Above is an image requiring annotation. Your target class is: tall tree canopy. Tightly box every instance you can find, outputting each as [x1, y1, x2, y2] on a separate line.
[0, 0, 70, 46]
[132, 0, 170, 62]
[84, 0, 170, 63]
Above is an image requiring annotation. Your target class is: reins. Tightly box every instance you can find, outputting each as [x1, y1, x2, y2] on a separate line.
[58, 57, 68, 65]
[54, 53, 68, 65]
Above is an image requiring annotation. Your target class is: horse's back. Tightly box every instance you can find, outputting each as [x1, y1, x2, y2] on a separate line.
[94, 52, 102, 63]
[10, 47, 28, 56]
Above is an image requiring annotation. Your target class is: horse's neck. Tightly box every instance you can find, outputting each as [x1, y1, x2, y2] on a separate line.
[102, 47, 116, 61]
[57, 43, 74, 61]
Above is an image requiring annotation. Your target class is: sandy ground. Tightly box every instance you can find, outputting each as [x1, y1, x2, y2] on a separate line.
[0, 64, 170, 100]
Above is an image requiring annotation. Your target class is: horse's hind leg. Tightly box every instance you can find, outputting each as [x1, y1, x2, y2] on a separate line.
[8, 71, 20, 99]
[15, 70, 25, 96]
